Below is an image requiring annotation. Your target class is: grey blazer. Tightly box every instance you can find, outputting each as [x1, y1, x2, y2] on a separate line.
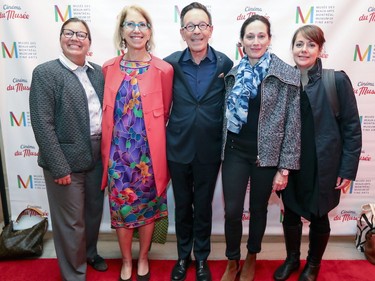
[29, 59, 104, 178]
[222, 54, 301, 170]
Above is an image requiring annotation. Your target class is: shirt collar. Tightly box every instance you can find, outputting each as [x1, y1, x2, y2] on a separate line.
[59, 53, 94, 71]
[181, 45, 214, 63]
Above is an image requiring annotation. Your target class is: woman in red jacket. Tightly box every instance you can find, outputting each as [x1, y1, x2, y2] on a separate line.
[101, 5, 173, 281]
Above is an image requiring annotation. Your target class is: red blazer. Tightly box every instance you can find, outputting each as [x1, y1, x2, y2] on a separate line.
[101, 55, 174, 196]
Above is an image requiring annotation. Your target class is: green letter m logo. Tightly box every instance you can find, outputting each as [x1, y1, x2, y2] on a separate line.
[174, 5, 181, 23]
[10, 112, 26, 126]
[354, 45, 372, 61]
[1, 42, 18, 58]
[296, 6, 314, 23]
[17, 175, 33, 189]
[54, 5, 72, 22]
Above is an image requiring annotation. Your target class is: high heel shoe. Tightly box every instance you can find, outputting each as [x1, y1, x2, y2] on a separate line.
[136, 271, 150, 281]
[119, 262, 132, 281]
[137, 260, 150, 281]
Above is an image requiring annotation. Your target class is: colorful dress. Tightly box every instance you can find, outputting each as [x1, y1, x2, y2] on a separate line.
[108, 59, 168, 229]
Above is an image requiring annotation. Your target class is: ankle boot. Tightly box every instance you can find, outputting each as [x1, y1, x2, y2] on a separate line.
[298, 230, 330, 281]
[298, 263, 320, 281]
[221, 260, 240, 281]
[239, 253, 256, 281]
[274, 223, 302, 281]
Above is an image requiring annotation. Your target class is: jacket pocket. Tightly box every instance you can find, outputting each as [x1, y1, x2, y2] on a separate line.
[141, 90, 163, 113]
[152, 107, 164, 117]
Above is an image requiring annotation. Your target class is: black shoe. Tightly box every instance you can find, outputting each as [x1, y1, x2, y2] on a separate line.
[87, 255, 108, 272]
[273, 258, 300, 281]
[298, 262, 320, 281]
[137, 271, 150, 281]
[137, 260, 150, 281]
[196, 260, 211, 281]
[171, 258, 191, 281]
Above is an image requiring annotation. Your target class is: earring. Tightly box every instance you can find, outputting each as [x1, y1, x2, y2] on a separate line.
[121, 38, 127, 49]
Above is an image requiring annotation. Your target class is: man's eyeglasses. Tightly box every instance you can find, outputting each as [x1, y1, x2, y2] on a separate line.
[182, 22, 211, 32]
[61, 29, 88, 41]
[122, 21, 151, 31]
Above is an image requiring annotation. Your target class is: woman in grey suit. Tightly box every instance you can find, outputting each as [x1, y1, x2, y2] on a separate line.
[29, 18, 107, 281]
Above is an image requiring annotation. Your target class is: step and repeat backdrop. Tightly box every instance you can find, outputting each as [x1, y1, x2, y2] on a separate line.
[1, 0, 374, 235]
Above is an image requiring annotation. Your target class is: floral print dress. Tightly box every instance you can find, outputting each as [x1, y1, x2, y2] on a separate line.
[108, 59, 167, 228]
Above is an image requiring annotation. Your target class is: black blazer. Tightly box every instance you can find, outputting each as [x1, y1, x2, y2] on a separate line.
[164, 47, 233, 164]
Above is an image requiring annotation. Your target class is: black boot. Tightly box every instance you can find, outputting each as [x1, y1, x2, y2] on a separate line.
[273, 223, 302, 281]
[298, 230, 330, 281]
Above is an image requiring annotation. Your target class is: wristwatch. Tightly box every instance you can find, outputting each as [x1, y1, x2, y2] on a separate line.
[278, 168, 289, 176]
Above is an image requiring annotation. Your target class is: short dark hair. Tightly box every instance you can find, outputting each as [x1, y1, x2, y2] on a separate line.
[291, 25, 325, 50]
[240, 15, 271, 40]
[180, 2, 212, 26]
[60, 17, 92, 42]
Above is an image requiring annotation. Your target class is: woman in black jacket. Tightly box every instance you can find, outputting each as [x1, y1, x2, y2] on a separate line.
[274, 25, 362, 281]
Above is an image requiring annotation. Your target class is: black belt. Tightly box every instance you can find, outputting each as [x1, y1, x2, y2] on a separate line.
[90, 133, 102, 140]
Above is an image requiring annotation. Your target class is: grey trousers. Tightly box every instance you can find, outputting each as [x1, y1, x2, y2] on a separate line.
[43, 137, 104, 281]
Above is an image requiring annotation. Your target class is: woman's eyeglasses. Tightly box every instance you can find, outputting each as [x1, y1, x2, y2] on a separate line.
[61, 29, 88, 40]
[122, 21, 151, 31]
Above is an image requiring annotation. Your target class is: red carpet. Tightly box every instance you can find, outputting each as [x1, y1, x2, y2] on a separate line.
[0, 259, 374, 280]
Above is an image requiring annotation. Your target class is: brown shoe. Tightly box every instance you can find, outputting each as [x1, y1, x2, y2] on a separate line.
[221, 260, 240, 281]
[239, 253, 256, 281]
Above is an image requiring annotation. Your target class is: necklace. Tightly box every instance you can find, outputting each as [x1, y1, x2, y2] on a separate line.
[123, 53, 151, 63]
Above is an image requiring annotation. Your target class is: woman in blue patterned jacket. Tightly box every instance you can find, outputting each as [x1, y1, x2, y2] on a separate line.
[220, 15, 301, 281]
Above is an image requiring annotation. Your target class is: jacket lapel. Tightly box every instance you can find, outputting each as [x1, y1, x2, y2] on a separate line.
[103, 56, 124, 107]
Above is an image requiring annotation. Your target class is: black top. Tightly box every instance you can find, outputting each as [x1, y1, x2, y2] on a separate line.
[227, 86, 261, 163]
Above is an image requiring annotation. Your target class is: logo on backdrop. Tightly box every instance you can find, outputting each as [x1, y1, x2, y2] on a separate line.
[173, 4, 212, 24]
[1, 41, 37, 59]
[341, 181, 353, 194]
[6, 78, 30, 93]
[361, 115, 375, 134]
[358, 6, 375, 23]
[54, 4, 92, 22]
[360, 150, 371, 162]
[10, 111, 31, 127]
[236, 6, 263, 21]
[353, 44, 375, 62]
[296, 5, 335, 24]
[14, 144, 39, 158]
[350, 178, 373, 195]
[333, 210, 357, 222]
[17, 175, 46, 189]
[354, 81, 375, 96]
[0, 4, 30, 20]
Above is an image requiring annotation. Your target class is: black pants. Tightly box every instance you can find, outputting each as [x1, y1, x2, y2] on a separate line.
[222, 146, 275, 260]
[168, 159, 220, 261]
[283, 205, 330, 234]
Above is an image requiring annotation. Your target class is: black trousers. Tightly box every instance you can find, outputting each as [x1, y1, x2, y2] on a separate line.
[222, 146, 275, 260]
[283, 205, 330, 234]
[168, 159, 220, 261]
